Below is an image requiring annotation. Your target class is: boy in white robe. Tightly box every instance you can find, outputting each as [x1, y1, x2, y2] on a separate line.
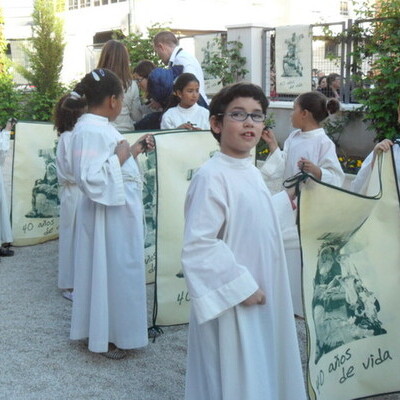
[181, 83, 306, 400]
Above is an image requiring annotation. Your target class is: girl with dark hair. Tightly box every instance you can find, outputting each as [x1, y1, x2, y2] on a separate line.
[97, 39, 142, 132]
[161, 73, 209, 130]
[64, 68, 154, 359]
[261, 90, 343, 186]
[260, 90, 344, 318]
[54, 94, 85, 301]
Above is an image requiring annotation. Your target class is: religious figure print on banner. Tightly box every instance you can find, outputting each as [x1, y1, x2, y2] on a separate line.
[275, 25, 312, 94]
[12, 122, 60, 246]
[299, 150, 400, 400]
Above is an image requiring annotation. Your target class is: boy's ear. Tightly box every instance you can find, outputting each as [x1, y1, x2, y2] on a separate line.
[210, 115, 222, 134]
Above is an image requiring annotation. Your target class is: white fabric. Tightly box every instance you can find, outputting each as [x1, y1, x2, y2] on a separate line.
[69, 113, 148, 353]
[56, 130, 82, 289]
[112, 81, 142, 132]
[161, 104, 210, 130]
[260, 127, 345, 190]
[0, 129, 12, 243]
[182, 152, 306, 400]
[169, 47, 208, 105]
[260, 127, 344, 317]
[351, 144, 400, 194]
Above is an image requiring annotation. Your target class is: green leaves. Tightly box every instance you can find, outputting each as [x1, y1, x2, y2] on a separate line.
[201, 36, 248, 86]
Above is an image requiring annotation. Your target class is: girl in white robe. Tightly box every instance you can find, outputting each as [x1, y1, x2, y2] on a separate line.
[63, 69, 154, 359]
[260, 91, 345, 317]
[161, 73, 210, 131]
[182, 83, 306, 400]
[54, 95, 85, 299]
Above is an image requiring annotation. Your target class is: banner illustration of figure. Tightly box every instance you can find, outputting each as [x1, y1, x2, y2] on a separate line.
[282, 32, 304, 77]
[25, 143, 59, 219]
[312, 229, 386, 363]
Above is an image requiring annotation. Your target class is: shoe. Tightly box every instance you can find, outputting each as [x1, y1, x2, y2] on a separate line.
[0, 247, 14, 256]
[101, 345, 127, 360]
[62, 290, 73, 301]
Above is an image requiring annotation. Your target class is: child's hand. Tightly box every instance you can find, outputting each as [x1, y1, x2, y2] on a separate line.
[130, 134, 155, 158]
[241, 289, 266, 306]
[115, 140, 131, 165]
[298, 157, 322, 179]
[261, 129, 278, 153]
[178, 122, 199, 130]
[374, 139, 393, 154]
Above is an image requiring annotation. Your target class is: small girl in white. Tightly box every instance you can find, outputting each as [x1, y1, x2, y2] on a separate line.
[260, 91, 345, 318]
[161, 73, 210, 130]
[261, 91, 345, 189]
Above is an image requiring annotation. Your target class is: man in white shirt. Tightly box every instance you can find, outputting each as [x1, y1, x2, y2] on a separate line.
[153, 31, 208, 107]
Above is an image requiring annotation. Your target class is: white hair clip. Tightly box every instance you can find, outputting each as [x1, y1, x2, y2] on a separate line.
[70, 91, 81, 100]
[92, 70, 101, 81]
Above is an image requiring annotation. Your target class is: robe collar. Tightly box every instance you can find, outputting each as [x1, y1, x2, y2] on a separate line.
[215, 151, 253, 169]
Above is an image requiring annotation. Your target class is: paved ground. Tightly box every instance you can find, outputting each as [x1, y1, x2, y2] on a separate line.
[1, 141, 399, 400]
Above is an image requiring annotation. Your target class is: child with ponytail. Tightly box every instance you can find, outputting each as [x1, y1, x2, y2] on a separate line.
[63, 68, 154, 359]
[260, 91, 344, 318]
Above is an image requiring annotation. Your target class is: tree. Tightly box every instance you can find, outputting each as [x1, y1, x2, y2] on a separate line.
[18, 0, 66, 121]
[201, 36, 248, 86]
[121, 24, 169, 67]
[0, 7, 20, 127]
[351, 0, 400, 140]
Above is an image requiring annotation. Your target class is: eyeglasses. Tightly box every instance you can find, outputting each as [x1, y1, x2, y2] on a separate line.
[217, 111, 265, 123]
[135, 77, 145, 83]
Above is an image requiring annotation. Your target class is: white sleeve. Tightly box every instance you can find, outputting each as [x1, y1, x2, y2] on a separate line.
[181, 172, 258, 324]
[260, 146, 287, 180]
[126, 82, 142, 123]
[0, 130, 11, 166]
[350, 151, 374, 194]
[72, 131, 125, 206]
[160, 110, 176, 129]
[318, 139, 345, 187]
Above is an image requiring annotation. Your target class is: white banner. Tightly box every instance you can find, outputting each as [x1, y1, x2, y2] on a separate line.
[299, 150, 400, 400]
[275, 25, 312, 94]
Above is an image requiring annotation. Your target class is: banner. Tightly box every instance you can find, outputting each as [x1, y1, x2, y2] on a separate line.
[299, 150, 400, 400]
[11, 123, 162, 283]
[153, 131, 221, 326]
[12, 122, 59, 246]
[275, 25, 312, 94]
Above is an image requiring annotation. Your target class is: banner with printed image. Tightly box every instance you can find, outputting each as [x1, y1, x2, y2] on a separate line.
[299, 150, 400, 400]
[153, 130, 221, 326]
[12, 122, 60, 246]
[275, 25, 312, 94]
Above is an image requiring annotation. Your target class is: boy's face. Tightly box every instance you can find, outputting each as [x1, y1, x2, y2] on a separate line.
[211, 97, 265, 159]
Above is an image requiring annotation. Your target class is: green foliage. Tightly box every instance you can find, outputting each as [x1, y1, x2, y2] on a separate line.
[202, 36, 248, 86]
[256, 113, 276, 161]
[0, 74, 21, 127]
[121, 24, 169, 67]
[349, 0, 400, 140]
[17, 0, 66, 121]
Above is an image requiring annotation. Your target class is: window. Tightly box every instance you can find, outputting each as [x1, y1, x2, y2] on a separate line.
[340, 1, 349, 16]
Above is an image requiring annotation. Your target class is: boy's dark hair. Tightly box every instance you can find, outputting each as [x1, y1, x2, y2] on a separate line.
[209, 82, 269, 143]
[296, 91, 340, 123]
[53, 93, 85, 135]
[62, 69, 123, 119]
[165, 73, 200, 111]
[133, 60, 156, 79]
